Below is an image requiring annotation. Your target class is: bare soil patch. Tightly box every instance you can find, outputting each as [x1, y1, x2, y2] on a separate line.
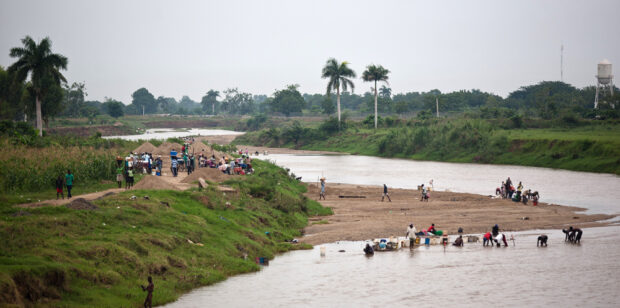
[182, 168, 236, 184]
[301, 183, 615, 245]
[65, 198, 98, 210]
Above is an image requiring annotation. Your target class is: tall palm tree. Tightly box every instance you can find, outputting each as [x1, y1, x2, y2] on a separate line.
[362, 64, 390, 129]
[321, 58, 356, 126]
[9, 36, 67, 136]
[206, 90, 220, 115]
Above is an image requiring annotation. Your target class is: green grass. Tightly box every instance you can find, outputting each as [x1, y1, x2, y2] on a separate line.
[0, 160, 330, 307]
[0, 175, 144, 207]
[236, 120, 620, 175]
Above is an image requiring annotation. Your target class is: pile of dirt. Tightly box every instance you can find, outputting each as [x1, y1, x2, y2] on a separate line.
[133, 175, 177, 190]
[65, 198, 98, 210]
[190, 142, 226, 158]
[155, 142, 183, 155]
[133, 142, 158, 154]
[182, 168, 235, 184]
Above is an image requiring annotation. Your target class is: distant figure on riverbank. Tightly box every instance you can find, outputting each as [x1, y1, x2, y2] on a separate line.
[492, 224, 499, 237]
[364, 243, 374, 255]
[537, 235, 548, 247]
[563, 227, 583, 244]
[319, 177, 326, 200]
[406, 224, 417, 247]
[55, 175, 64, 199]
[65, 170, 74, 199]
[453, 235, 464, 246]
[483, 232, 492, 246]
[505, 177, 513, 198]
[381, 184, 391, 202]
[141, 276, 154, 308]
[495, 234, 508, 247]
[420, 184, 429, 201]
[427, 223, 436, 235]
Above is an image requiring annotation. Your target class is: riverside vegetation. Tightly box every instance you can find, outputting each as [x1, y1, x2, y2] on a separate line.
[0, 145, 332, 307]
[234, 116, 620, 175]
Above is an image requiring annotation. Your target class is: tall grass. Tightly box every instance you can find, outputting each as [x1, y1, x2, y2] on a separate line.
[0, 138, 141, 193]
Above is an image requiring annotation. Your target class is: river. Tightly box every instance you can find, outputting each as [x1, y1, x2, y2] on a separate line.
[108, 132, 620, 307]
[262, 153, 620, 215]
[103, 128, 243, 141]
[163, 226, 620, 308]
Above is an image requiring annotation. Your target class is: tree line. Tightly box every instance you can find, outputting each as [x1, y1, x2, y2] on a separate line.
[1, 37, 618, 136]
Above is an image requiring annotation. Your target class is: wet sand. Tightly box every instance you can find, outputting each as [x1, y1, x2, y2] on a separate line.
[302, 183, 615, 245]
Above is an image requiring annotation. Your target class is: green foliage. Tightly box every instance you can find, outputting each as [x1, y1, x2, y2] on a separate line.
[103, 99, 125, 118]
[269, 85, 305, 116]
[130, 88, 157, 115]
[0, 160, 330, 306]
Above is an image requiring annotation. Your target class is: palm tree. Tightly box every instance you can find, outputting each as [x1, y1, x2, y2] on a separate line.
[321, 58, 356, 126]
[206, 90, 220, 115]
[362, 64, 390, 129]
[9, 36, 67, 136]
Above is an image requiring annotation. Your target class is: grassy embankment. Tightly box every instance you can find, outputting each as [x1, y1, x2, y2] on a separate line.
[0, 159, 332, 307]
[0, 135, 145, 206]
[234, 118, 620, 175]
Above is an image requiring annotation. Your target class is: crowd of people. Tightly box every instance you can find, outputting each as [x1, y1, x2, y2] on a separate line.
[496, 176, 540, 205]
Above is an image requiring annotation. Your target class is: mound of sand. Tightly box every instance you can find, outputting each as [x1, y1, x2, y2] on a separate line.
[134, 142, 158, 154]
[156, 142, 183, 155]
[190, 142, 226, 158]
[182, 168, 235, 184]
[134, 175, 177, 190]
[66, 198, 98, 210]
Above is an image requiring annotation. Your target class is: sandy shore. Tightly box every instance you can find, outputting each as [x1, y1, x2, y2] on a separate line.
[234, 144, 345, 155]
[301, 183, 616, 245]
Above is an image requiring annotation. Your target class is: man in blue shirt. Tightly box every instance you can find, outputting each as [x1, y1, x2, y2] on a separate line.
[171, 158, 178, 177]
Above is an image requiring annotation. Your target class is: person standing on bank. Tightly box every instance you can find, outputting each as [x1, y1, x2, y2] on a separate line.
[382, 184, 392, 202]
[141, 276, 154, 308]
[406, 224, 417, 248]
[55, 175, 64, 199]
[65, 170, 74, 199]
[319, 177, 326, 200]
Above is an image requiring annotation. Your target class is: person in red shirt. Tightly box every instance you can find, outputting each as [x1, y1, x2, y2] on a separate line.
[427, 224, 436, 235]
[483, 232, 492, 246]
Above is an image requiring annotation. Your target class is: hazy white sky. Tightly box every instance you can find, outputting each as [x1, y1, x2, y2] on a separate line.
[1, 0, 619, 103]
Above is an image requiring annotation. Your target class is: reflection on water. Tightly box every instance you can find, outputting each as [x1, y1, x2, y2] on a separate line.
[103, 128, 242, 141]
[262, 154, 620, 215]
[163, 226, 620, 308]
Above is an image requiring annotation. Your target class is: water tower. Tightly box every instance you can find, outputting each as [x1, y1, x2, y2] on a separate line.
[594, 59, 614, 109]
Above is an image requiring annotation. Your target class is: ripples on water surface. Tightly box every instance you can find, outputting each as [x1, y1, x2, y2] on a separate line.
[164, 226, 620, 307]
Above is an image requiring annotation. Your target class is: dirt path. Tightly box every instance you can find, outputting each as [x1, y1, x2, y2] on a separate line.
[301, 183, 616, 245]
[18, 161, 194, 208]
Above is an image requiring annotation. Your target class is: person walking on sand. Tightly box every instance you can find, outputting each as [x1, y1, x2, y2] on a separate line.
[65, 170, 74, 199]
[382, 184, 392, 202]
[141, 276, 154, 308]
[406, 224, 417, 248]
[319, 177, 326, 200]
[55, 175, 64, 200]
[171, 157, 178, 177]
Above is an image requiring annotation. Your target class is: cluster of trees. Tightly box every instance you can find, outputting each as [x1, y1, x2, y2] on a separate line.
[2, 37, 617, 137]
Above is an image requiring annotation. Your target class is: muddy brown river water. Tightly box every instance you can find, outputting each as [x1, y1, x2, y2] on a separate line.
[161, 153, 620, 307]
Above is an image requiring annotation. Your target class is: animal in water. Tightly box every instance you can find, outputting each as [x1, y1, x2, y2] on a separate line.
[537, 235, 548, 247]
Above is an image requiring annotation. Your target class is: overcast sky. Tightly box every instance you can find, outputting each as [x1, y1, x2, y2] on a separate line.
[1, 0, 619, 103]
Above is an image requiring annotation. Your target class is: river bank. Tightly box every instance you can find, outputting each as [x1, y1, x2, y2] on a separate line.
[301, 183, 616, 245]
[233, 120, 620, 175]
[0, 159, 330, 307]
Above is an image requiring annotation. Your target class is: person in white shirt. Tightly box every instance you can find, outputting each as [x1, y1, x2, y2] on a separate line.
[406, 224, 417, 248]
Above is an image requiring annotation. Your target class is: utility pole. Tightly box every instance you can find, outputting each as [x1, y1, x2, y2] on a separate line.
[560, 44, 564, 82]
[436, 97, 439, 118]
[142, 105, 145, 116]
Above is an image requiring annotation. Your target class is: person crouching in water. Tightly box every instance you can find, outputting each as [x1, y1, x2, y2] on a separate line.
[55, 175, 64, 199]
[406, 224, 417, 248]
[453, 235, 464, 247]
[363, 243, 374, 255]
[483, 232, 493, 246]
[537, 235, 548, 247]
[495, 234, 508, 247]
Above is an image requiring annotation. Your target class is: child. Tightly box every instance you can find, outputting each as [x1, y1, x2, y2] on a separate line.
[127, 167, 134, 189]
[55, 175, 64, 199]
